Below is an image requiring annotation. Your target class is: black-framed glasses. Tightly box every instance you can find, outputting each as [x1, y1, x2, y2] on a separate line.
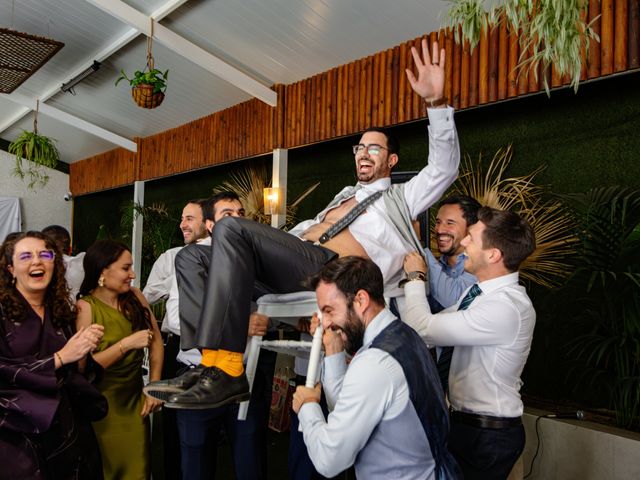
[352, 144, 388, 156]
[16, 250, 56, 263]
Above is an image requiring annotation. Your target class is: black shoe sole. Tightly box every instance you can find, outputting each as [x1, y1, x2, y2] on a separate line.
[142, 385, 186, 402]
[163, 391, 251, 410]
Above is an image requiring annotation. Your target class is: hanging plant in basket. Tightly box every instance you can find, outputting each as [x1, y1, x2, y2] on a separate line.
[115, 19, 167, 109]
[116, 68, 168, 108]
[8, 100, 59, 190]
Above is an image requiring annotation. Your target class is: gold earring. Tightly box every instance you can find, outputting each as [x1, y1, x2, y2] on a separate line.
[11, 276, 16, 286]
[98, 276, 105, 287]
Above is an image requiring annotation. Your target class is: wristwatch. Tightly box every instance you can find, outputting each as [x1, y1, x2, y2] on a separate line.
[399, 271, 427, 287]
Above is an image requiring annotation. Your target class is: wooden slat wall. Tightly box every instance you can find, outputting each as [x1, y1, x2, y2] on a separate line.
[72, 2, 640, 195]
[69, 147, 136, 194]
[137, 98, 273, 181]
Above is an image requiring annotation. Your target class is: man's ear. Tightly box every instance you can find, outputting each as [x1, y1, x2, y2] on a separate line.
[205, 219, 214, 234]
[353, 289, 371, 315]
[388, 153, 399, 170]
[487, 247, 503, 265]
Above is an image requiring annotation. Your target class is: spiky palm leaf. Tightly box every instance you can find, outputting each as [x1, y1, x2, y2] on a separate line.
[450, 145, 578, 288]
[213, 165, 320, 228]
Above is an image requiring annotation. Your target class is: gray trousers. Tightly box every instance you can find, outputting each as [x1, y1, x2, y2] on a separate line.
[193, 217, 336, 352]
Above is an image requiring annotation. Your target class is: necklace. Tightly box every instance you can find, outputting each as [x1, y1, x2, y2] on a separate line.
[29, 303, 45, 308]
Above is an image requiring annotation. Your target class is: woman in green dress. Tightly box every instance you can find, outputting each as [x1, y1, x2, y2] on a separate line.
[77, 240, 163, 479]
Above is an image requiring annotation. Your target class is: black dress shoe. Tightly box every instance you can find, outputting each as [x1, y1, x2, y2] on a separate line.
[143, 365, 205, 401]
[164, 366, 250, 410]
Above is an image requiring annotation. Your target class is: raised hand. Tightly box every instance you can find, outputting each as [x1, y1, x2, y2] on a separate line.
[318, 313, 344, 357]
[248, 312, 269, 337]
[292, 383, 322, 414]
[403, 251, 428, 275]
[58, 324, 105, 364]
[405, 39, 446, 102]
[124, 329, 154, 351]
[140, 394, 163, 417]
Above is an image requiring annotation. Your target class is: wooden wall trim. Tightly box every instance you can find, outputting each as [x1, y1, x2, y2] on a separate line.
[71, 2, 640, 195]
[69, 147, 135, 194]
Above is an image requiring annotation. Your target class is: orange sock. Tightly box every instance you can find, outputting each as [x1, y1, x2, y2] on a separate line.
[201, 349, 219, 367]
[215, 350, 245, 377]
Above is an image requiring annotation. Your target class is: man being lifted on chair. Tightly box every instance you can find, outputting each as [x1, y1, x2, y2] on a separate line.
[149, 39, 461, 409]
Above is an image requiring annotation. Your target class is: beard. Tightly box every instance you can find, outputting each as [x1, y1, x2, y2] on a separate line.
[436, 234, 458, 256]
[342, 306, 366, 356]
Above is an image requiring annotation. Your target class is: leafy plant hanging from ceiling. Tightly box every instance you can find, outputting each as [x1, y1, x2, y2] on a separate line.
[8, 99, 60, 190]
[445, 0, 599, 94]
[115, 18, 167, 109]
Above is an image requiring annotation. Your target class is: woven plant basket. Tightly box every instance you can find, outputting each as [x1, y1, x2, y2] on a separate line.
[131, 84, 164, 109]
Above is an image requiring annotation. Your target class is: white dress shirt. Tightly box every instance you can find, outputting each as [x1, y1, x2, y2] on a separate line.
[144, 246, 182, 334]
[288, 107, 459, 297]
[298, 309, 435, 479]
[63, 252, 85, 303]
[403, 272, 535, 417]
[143, 241, 209, 366]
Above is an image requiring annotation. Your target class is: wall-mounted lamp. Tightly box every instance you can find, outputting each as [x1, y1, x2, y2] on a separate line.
[60, 60, 101, 95]
[263, 187, 282, 216]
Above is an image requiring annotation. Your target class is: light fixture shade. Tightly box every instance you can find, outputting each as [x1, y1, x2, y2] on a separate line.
[263, 187, 282, 216]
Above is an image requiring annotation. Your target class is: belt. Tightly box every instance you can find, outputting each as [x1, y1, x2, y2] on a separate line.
[450, 410, 522, 429]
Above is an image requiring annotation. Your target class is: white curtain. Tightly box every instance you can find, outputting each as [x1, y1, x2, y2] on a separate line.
[0, 197, 22, 242]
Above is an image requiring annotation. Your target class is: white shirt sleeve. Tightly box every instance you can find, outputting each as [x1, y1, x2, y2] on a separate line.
[142, 249, 176, 305]
[321, 351, 348, 411]
[297, 349, 400, 477]
[403, 106, 460, 219]
[403, 281, 520, 346]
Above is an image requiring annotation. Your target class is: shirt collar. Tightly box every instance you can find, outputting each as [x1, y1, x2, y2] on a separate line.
[477, 271, 520, 295]
[360, 308, 396, 351]
[355, 177, 390, 200]
[197, 236, 212, 246]
[439, 252, 467, 267]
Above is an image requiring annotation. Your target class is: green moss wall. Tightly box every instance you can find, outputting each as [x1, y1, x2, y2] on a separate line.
[75, 71, 640, 250]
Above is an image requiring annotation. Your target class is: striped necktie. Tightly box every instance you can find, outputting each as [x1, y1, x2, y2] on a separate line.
[318, 190, 383, 244]
[436, 284, 482, 393]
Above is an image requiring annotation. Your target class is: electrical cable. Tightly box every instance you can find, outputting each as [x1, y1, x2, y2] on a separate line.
[523, 415, 544, 478]
[524, 411, 584, 478]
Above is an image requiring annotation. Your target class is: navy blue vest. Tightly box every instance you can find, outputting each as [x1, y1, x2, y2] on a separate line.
[370, 320, 462, 480]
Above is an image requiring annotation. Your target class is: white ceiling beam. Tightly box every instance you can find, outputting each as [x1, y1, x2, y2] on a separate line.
[87, 0, 277, 107]
[0, 0, 188, 135]
[3, 93, 138, 152]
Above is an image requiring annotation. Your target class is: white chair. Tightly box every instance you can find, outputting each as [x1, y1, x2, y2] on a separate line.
[238, 291, 323, 420]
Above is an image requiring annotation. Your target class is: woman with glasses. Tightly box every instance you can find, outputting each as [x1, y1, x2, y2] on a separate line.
[77, 239, 163, 479]
[0, 231, 106, 479]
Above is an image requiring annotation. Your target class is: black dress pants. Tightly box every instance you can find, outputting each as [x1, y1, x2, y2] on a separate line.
[448, 418, 525, 480]
[195, 217, 336, 352]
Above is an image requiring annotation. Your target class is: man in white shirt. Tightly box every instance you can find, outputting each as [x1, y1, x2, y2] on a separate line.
[144, 199, 209, 380]
[142, 198, 209, 479]
[145, 192, 273, 480]
[157, 39, 462, 410]
[292, 256, 460, 479]
[402, 207, 536, 480]
[425, 194, 481, 393]
[42, 225, 85, 303]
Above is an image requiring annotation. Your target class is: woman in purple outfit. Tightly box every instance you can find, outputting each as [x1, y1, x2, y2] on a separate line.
[0, 231, 106, 479]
